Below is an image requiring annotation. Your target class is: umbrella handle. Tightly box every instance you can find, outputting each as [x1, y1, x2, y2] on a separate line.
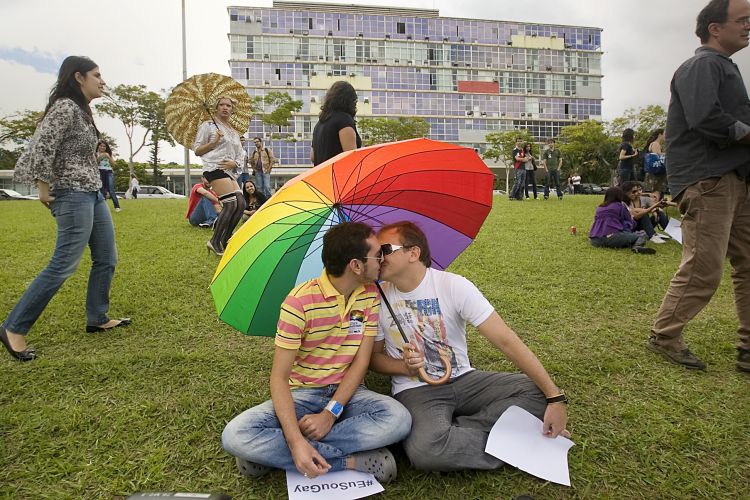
[418, 347, 452, 386]
[202, 103, 221, 130]
[405, 345, 452, 386]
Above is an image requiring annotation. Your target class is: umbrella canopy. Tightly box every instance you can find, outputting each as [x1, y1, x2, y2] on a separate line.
[210, 138, 494, 336]
[165, 73, 252, 149]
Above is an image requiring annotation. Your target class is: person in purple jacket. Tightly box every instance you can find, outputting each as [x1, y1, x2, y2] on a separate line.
[589, 187, 656, 254]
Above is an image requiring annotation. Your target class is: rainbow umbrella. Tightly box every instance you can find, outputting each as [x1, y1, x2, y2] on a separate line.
[210, 138, 494, 336]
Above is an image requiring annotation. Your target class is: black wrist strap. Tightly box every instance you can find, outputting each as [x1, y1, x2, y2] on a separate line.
[546, 394, 568, 404]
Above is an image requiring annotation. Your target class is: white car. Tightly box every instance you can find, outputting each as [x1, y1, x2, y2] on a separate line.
[0, 188, 37, 200]
[135, 185, 185, 199]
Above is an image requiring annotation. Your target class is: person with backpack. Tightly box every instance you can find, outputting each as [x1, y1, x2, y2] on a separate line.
[249, 137, 277, 199]
[643, 129, 667, 193]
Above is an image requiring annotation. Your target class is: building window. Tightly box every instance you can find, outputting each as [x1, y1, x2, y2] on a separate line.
[308, 17, 313, 29]
[397, 22, 406, 34]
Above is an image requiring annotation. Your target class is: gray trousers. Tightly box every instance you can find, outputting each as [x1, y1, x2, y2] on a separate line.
[394, 370, 546, 471]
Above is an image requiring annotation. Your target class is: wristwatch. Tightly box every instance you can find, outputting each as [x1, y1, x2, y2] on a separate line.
[545, 391, 568, 405]
[325, 400, 344, 419]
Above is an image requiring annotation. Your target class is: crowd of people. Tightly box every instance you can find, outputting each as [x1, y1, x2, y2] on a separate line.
[2, 0, 749, 488]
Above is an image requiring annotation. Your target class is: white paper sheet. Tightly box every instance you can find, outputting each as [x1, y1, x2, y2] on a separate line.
[663, 218, 682, 244]
[485, 405, 574, 486]
[286, 469, 383, 500]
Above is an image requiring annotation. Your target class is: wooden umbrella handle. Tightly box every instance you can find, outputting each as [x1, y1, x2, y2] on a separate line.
[417, 348, 452, 386]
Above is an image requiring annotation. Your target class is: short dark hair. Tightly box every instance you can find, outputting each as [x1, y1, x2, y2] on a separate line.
[622, 128, 635, 143]
[696, 0, 730, 42]
[378, 221, 432, 267]
[321, 222, 374, 277]
[319, 81, 358, 122]
[548, 138, 556, 144]
[599, 187, 628, 207]
[253, 136, 262, 142]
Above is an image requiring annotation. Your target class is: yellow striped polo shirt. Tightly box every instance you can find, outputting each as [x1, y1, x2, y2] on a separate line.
[275, 270, 380, 388]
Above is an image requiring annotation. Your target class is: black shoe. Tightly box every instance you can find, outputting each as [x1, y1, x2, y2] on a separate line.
[632, 246, 656, 254]
[85, 318, 131, 333]
[647, 337, 706, 370]
[0, 325, 36, 361]
[737, 349, 750, 373]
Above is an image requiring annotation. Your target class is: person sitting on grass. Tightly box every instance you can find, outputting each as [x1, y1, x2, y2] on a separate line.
[222, 222, 411, 483]
[240, 178, 267, 222]
[589, 187, 655, 254]
[622, 181, 668, 244]
[646, 190, 676, 234]
[186, 175, 221, 228]
[369, 221, 569, 472]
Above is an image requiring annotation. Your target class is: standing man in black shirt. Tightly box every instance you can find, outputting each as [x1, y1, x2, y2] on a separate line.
[648, 0, 750, 372]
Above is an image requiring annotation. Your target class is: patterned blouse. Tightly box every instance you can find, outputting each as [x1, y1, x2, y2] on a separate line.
[14, 98, 100, 192]
[192, 120, 245, 176]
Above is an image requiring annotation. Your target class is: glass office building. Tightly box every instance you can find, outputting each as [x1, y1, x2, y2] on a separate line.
[228, 1, 602, 171]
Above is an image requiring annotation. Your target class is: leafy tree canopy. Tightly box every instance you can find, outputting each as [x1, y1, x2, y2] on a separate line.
[358, 117, 430, 146]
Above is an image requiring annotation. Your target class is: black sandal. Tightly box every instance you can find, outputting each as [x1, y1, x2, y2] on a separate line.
[85, 318, 132, 333]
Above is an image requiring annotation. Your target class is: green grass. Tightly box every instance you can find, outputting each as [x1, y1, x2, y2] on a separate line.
[1, 196, 747, 499]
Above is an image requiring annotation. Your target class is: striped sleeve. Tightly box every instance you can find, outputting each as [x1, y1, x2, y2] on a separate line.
[363, 289, 380, 337]
[275, 293, 306, 350]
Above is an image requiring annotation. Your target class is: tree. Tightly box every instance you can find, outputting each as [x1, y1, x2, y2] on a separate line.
[252, 91, 303, 139]
[558, 120, 618, 184]
[96, 84, 171, 176]
[483, 129, 535, 166]
[357, 117, 431, 146]
[607, 105, 667, 148]
[0, 110, 43, 170]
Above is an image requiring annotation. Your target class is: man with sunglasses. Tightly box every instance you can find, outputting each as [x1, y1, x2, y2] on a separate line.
[648, 0, 750, 372]
[222, 222, 411, 482]
[369, 221, 569, 472]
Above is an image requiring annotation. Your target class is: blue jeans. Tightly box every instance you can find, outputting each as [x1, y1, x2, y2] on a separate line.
[188, 197, 218, 226]
[3, 191, 118, 334]
[509, 169, 526, 200]
[236, 172, 253, 188]
[524, 169, 537, 198]
[590, 231, 646, 249]
[255, 171, 272, 198]
[99, 169, 120, 209]
[544, 170, 563, 199]
[222, 385, 412, 471]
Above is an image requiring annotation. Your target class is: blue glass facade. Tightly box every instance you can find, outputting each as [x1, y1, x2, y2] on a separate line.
[228, 2, 603, 168]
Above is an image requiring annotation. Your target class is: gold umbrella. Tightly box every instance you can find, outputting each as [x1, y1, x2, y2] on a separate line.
[165, 73, 252, 149]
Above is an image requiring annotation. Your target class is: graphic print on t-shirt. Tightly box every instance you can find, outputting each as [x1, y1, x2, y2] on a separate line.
[386, 297, 458, 379]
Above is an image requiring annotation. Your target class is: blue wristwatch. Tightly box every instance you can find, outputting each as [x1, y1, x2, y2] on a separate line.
[325, 400, 344, 419]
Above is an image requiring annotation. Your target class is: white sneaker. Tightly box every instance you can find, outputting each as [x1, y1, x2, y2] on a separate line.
[650, 235, 666, 244]
[655, 231, 671, 240]
[115, 208, 121, 212]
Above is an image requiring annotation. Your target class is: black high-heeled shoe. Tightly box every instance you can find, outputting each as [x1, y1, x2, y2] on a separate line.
[85, 318, 132, 333]
[0, 325, 36, 361]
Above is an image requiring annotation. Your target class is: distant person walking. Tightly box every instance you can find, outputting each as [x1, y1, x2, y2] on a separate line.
[542, 138, 564, 200]
[647, 0, 750, 372]
[129, 174, 139, 199]
[311, 81, 361, 165]
[616, 128, 639, 185]
[97, 141, 120, 211]
[1, 56, 130, 362]
[249, 136, 277, 198]
[193, 95, 247, 256]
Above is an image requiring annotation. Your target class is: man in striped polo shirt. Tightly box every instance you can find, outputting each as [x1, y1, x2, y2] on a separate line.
[222, 222, 412, 483]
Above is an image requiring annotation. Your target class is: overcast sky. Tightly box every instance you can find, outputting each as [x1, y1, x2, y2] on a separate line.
[1, 0, 748, 163]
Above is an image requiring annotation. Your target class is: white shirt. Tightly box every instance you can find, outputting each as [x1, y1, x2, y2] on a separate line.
[376, 268, 495, 395]
[192, 120, 246, 175]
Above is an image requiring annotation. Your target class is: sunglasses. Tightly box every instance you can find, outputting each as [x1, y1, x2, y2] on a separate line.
[380, 243, 412, 255]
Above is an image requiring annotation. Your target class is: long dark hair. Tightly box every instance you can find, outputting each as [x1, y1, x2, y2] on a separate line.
[621, 128, 635, 143]
[97, 141, 112, 155]
[319, 81, 358, 122]
[242, 179, 267, 205]
[44, 56, 98, 122]
[599, 187, 627, 207]
[643, 128, 664, 154]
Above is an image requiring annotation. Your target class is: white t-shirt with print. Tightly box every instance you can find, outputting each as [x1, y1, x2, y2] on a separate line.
[376, 268, 495, 395]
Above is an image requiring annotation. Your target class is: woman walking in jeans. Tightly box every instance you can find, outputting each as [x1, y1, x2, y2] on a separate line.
[0, 56, 130, 362]
[97, 141, 120, 211]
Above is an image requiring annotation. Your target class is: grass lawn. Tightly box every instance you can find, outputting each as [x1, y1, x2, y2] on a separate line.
[1, 195, 747, 499]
